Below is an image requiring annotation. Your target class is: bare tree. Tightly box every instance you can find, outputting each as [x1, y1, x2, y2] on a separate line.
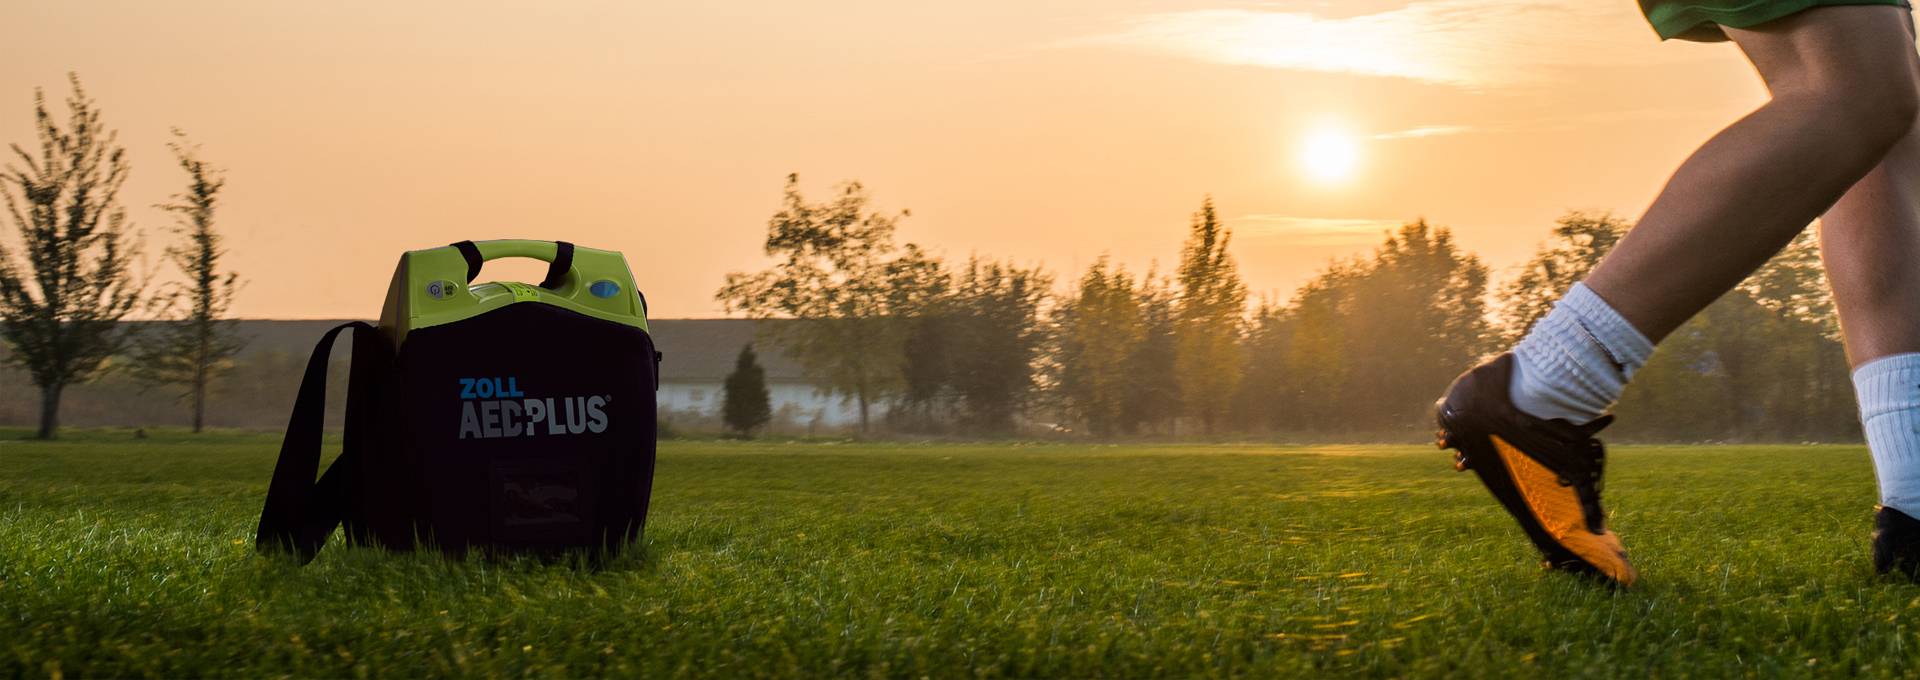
[128, 131, 244, 432]
[0, 74, 145, 439]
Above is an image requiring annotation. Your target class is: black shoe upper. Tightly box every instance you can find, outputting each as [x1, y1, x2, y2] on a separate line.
[1439, 354, 1614, 535]
[1874, 505, 1920, 581]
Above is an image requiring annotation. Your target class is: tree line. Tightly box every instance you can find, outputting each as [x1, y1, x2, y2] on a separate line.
[719, 179, 1856, 442]
[1, 75, 245, 438]
[0, 75, 1849, 442]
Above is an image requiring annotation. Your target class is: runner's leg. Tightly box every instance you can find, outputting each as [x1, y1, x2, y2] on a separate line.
[1510, 5, 1920, 425]
[1584, 5, 1919, 343]
[1817, 14, 1920, 528]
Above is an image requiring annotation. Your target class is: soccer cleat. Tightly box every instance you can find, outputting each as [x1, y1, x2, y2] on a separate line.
[1873, 505, 1920, 581]
[1434, 353, 1637, 587]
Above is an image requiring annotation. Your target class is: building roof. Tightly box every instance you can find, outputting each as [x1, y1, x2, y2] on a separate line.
[647, 318, 806, 381]
[0, 318, 810, 383]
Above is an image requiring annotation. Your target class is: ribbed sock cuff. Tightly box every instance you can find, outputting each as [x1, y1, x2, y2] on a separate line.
[1854, 353, 1920, 514]
[1559, 283, 1654, 379]
[1855, 353, 1920, 421]
[1508, 282, 1656, 423]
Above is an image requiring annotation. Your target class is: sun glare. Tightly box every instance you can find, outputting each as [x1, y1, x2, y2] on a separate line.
[1299, 126, 1360, 185]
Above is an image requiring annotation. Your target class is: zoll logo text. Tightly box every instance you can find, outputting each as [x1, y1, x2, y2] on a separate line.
[457, 377, 609, 439]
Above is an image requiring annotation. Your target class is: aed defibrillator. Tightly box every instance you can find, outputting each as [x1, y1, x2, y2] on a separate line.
[257, 240, 660, 563]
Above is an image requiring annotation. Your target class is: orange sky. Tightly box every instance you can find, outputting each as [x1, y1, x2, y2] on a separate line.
[0, 1, 1771, 318]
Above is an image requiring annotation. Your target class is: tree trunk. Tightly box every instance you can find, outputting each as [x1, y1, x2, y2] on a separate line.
[857, 392, 870, 434]
[192, 363, 207, 433]
[36, 383, 63, 440]
[193, 319, 210, 433]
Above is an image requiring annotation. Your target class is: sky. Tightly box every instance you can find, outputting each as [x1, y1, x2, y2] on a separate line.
[0, 1, 1771, 318]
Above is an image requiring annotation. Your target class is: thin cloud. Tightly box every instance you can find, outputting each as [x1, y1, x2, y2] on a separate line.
[1232, 215, 1403, 247]
[1068, 1, 1692, 88]
[1522, 107, 1731, 130]
[1374, 108, 1724, 140]
[1373, 125, 1473, 140]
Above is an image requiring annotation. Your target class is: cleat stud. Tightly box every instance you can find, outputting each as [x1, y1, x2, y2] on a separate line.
[1452, 452, 1470, 471]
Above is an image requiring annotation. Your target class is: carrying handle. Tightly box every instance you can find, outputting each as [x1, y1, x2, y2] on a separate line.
[450, 240, 574, 290]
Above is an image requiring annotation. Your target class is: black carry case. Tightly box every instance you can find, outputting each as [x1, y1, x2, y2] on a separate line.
[256, 240, 660, 563]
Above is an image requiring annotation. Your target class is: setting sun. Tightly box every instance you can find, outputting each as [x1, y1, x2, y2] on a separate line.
[1299, 126, 1360, 184]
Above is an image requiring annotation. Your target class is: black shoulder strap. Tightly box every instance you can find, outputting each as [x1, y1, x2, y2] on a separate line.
[256, 321, 388, 564]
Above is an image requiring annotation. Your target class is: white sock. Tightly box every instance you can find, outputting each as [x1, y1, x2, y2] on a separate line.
[1854, 353, 1920, 516]
[1509, 282, 1655, 425]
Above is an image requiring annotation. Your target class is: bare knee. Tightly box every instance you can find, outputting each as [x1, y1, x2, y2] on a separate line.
[1867, 77, 1920, 140]
[1735, 5, 1920, 146]
[1782, 75, 1920, 149]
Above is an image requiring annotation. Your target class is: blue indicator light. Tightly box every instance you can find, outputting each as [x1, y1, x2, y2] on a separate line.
[589, 280, 621, 299]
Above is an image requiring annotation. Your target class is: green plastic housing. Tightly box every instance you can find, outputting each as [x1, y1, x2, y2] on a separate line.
[378, 240, 649, 348]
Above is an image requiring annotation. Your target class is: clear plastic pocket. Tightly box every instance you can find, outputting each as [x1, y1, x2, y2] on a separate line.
[487, 460, 594, 544]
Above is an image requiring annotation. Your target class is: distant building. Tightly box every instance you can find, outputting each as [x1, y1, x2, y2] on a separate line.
[648, 319, 871, 431]
[0, 318, 869, 432]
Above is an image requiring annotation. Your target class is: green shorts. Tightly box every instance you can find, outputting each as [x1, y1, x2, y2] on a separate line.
[1642, 0, 1911, 41]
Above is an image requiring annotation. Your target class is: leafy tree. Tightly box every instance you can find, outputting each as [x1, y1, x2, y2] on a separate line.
[722, 344, 772, 437]
[1273, 221, 1488, 432]
[1740, 231, 1851, 438]
[1354, 221, 1489, 428]
[1743, 229, 1835, 335]
[1498, 211, 1629, 342]
[1614, 231, 1852, 440]
[0, 75, 145, 439]
[1053, 257, 1142, 437]
[895, 309, 958, 432]
[127, 131, 244, 433]
[1123, 268, 1181, 435]
[1173, 198, 1247, 434]
[945, 257, 1050, 433]
[717, 175, 944, 433]
[1276, 262, 1360, 429]
[1230, 299, 1291, 431]
[1497, 218, 1849, 441]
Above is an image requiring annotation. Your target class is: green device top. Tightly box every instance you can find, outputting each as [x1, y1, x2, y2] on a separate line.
[378, 239, 649, 347]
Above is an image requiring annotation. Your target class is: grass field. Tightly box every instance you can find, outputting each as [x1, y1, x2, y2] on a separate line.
[4, 430, 1918, 677]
